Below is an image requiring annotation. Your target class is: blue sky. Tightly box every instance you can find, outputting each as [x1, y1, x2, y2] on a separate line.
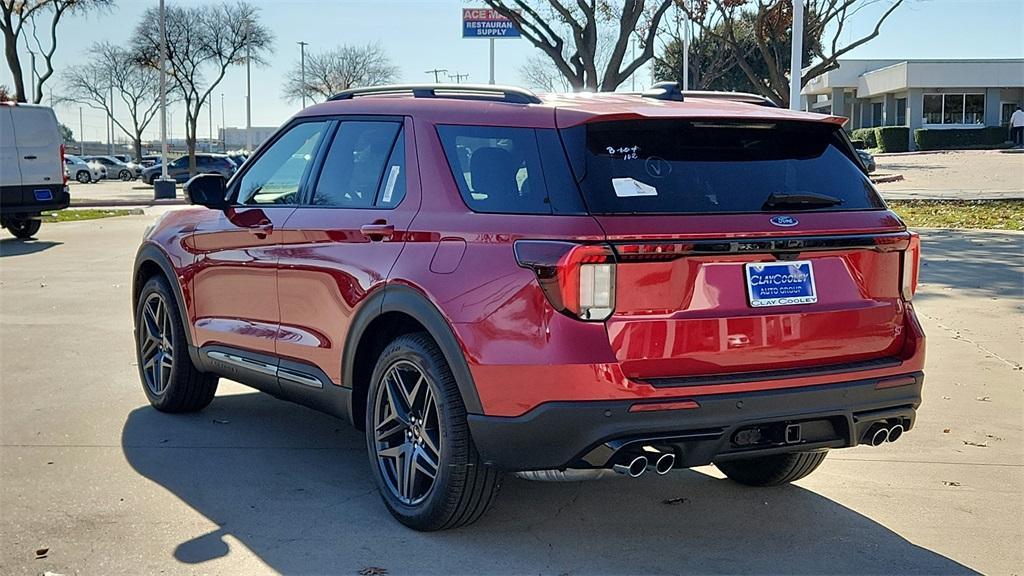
[5, 0, 1022, 142]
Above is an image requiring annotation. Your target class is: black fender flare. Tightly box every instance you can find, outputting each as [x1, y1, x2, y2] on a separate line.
[133, 242, 197, 355]
[342, 284, 484, 420]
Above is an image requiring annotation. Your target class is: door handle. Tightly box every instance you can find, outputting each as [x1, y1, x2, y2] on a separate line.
[248, 223, 273, 239]
[360, 222, 395, 241]
[23, 155, 37, 160]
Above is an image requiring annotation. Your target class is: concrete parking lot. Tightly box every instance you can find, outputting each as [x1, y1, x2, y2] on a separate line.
[1, 215, 1021, 575]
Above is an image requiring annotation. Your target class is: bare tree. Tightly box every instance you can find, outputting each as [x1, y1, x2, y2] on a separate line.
[62, 42, 167, 160]
[281, 42, 399, 103]
[676, 0, 904, 106]
[519, 54, 573, 92]
[132, 1, 273, 175]
[0, 0, 114, 103]
[483, 0, 674, 91]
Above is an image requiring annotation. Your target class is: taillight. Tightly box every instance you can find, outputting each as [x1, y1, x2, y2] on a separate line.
[514, 241, 616, 321]
[901, 232, 921, 301]
[60, 143, 68, 185]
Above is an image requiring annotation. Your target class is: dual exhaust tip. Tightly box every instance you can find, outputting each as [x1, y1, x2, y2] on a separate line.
[867, 422, 905, 447]
[612, 446, 675, 478]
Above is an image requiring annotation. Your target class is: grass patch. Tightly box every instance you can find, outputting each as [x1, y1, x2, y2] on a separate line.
[888, 200, 1024, 230]
[41, 209, 133, 223]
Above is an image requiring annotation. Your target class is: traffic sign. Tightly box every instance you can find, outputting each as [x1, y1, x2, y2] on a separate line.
[462, 8, 520, 38]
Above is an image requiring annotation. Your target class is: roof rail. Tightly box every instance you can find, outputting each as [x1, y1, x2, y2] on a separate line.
[640, 82, 778, 107]
[328, 84, 542, 105]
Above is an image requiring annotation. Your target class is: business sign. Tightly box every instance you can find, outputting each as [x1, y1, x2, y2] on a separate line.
[462, 8, 521, 38]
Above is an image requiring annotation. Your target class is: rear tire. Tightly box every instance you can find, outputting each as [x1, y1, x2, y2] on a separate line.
[75, 170, 90, 183]
[6, 218, 41, 239]
[716, 450, 828, 487]
[119, 169, 132, 181]
[134, 275, 218, 413]
[365, 332, 501, 531]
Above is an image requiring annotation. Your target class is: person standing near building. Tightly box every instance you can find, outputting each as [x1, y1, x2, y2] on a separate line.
[1011, 106, 1024, 147]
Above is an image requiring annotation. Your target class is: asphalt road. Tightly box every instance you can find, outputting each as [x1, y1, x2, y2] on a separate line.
[1, 216, 1021, 575]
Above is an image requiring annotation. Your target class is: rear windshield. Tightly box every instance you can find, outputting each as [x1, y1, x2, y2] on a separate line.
[565, 119, 883, 214]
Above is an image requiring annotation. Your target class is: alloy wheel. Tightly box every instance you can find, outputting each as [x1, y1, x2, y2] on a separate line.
[372, 360, 442, 505]
[139, 292, 174, 396]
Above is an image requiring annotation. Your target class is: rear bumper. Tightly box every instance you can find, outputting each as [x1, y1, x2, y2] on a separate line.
[0, 184, 70, 216]
[468, 372, 923, 471]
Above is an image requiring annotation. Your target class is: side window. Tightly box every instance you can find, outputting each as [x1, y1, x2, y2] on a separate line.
[311, 121, 401, 208]
[236, 121, 326, 205]
[437, 125, 551, 214]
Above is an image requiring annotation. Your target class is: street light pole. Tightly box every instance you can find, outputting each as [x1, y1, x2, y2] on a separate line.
[297, 41, 309, 108]
[221, 93, 226, 153]
[789, 0, 804, 111]
[79, 107, 84, 155]
[159, 0, 168, 180]
[108, 80, 114, 155]
[208, 97, 213, 153]
[245, 40, 252, 153]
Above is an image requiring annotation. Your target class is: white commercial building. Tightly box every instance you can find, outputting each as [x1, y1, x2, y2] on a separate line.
[802, 59, 1024, 150]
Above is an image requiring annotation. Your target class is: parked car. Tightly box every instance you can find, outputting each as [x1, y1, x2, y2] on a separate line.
[132, 83, 925, 531]
[140, 153, 236, 185]
[139, 155, 161, 168]
[64, 153, 104, 183]
[228, 153, 248, 168]
[0, 102, 70, 238]
[84, 155, 141, 181]
[857, 149, 877, 173]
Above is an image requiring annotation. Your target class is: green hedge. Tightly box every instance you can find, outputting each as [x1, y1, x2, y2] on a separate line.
[875, 126, 910, 153]
[850, 138, 866, 149]
[914, 127, 1011, 151]
[851, 128, 877, 149]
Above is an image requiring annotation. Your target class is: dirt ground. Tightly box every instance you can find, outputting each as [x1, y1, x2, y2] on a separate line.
[876, 150, 1024, 198]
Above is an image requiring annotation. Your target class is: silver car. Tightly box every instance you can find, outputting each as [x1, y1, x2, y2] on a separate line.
[63, 154, 104, 183]
[83, 155, 142, 181]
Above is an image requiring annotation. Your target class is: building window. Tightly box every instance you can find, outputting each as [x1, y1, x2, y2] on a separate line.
[924, 93, 986, 126]
[871, 102, 883, 126]
[896, 98, 907, 125]
[1001, 102, 1018, 126]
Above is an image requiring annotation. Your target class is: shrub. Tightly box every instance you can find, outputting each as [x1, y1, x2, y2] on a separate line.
[852, 128, 877, 149]
[850, 138, 866, 149]
[914, 127, 1011, 151]
[875, 126, 910, 153]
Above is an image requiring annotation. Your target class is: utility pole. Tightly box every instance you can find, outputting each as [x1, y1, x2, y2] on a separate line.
[448, 72, 469, 84]
[682, 5, 690, 91]
[789, 0, 804, 111]
[297, 41, 309, 108]
[27, 50, 36, 102]
[79, 107, 84, 155]
[425, 68, 448, 83]
[631, 37, 636, 91]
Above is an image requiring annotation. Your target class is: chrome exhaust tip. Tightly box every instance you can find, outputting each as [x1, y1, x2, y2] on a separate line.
[654, 452, 675, 475]
[613, 455, 648, 478]
[887, 424, 904, 443]
[870, 426, 890, 447]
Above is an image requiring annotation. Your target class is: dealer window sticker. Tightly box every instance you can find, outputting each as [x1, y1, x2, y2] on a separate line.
[612, 177, 658, 198]
[605, 145, 640, 160]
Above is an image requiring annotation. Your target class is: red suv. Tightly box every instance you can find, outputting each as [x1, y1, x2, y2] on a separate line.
[132, 84, 924, 531]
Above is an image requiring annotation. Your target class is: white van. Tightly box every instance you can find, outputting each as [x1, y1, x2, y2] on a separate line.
[0, 103, 70, 238]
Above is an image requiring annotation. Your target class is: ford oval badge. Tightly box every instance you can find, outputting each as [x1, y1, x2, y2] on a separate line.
[770, 215, 799, 227]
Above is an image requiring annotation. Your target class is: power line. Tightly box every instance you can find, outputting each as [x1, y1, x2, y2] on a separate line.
[448, 72, 469, 84]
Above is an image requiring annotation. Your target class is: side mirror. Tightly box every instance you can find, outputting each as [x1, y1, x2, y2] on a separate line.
[184, 174, 228, 210]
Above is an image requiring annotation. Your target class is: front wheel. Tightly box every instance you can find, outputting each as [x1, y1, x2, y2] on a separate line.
[6, 218, 41, 239]
[716, 450, 828, 487]
[134, 275, 218, 412]
[119, 169, 132, 181]
[365, 333, 501, 531]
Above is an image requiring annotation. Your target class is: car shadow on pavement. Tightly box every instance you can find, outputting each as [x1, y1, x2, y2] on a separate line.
[122, 393, 976, 575]
[0, 238, 62, 257]
[915, 230, 1023, 301]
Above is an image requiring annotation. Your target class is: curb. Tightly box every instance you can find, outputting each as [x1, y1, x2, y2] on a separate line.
[71, 199, 186, 208]
[871, 173, 904, 184]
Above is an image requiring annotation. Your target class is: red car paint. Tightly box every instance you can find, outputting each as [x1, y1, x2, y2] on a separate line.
[139, 90, 924, 426]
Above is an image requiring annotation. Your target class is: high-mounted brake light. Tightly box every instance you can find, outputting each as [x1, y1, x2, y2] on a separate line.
[515, 241, 616, 321]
